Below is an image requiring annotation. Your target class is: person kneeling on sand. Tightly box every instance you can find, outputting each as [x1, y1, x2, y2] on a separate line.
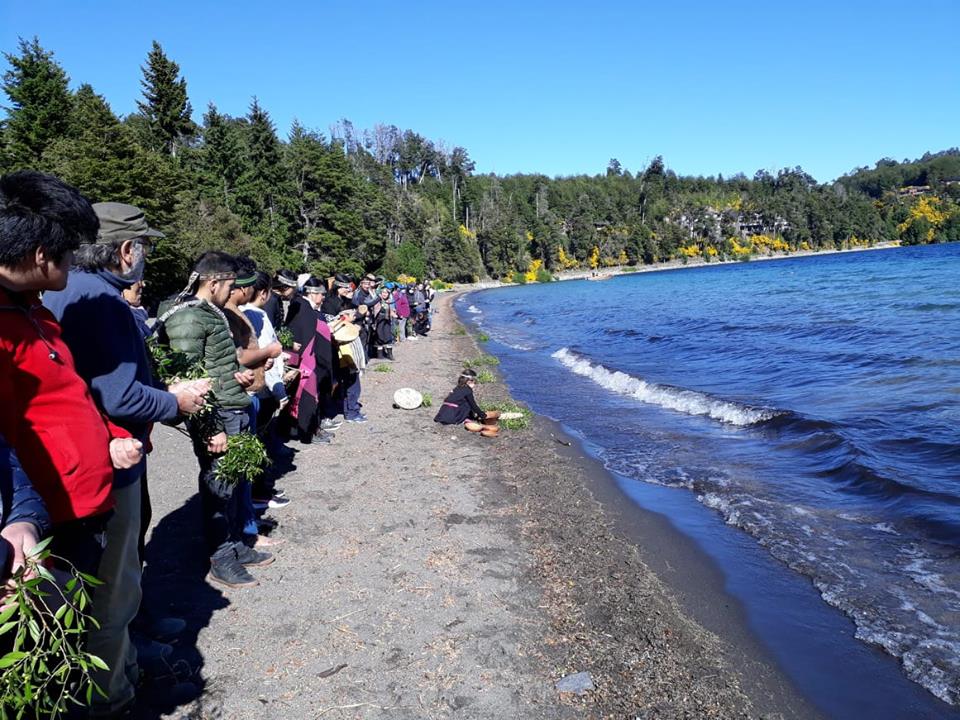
[434, 369, 488, 425]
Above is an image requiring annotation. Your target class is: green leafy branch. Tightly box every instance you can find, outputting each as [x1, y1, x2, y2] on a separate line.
[276, 327, 295, 350]
[0, 537, 105, 719]
[147, 336, 219, 437]
[147, 336, 206, 384]
[213, 432, 270, 486]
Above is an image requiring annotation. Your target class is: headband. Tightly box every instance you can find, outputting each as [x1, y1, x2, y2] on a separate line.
[234, 273, 257, 288]
[174, 270, 236, 303]
[275, 275, 298, 288]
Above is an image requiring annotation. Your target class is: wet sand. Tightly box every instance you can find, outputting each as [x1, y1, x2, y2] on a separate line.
[139, 293, 812, 719]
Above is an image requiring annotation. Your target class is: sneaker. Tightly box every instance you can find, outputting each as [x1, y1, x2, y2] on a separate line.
[235, 544, 275, 567]
[320, 418, 343, 431]
[267, 495, 291, 509]
[273, 487, 287, 498]
[208, 557, 258, 589]
[346, 414, 368, 424]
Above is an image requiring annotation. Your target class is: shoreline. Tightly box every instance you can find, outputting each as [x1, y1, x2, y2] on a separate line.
[453, 266, 960, 720]
[139, 291, 805, 719]
[454, 241, 903, 290]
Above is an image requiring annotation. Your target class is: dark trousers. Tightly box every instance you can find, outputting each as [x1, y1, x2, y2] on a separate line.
[49, 511, 111, 579]
[342, 370, 362, 419]
[192, 408, 250, 561]
[138, 471, 151, 565]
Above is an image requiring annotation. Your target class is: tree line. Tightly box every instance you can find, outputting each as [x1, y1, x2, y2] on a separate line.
[2, 37, 958, 303]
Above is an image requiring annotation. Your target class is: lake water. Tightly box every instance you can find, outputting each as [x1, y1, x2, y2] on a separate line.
[458, 243, 960, 711]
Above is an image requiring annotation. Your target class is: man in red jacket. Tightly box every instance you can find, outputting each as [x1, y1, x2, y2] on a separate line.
[0, 171, 142, 581]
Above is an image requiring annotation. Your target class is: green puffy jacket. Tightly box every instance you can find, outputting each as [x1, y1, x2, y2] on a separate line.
[158, 299, 251, 416]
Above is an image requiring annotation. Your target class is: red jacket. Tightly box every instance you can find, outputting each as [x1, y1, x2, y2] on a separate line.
[0, 287, 123, 524]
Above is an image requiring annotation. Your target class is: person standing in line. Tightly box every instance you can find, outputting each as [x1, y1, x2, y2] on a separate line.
[393, 283, 410, 342]
[158, 252, 268, 589]
[43, 201, 212, 717]
[0, 172, 143, 715]
[242, 271, 293, 511]
[265, 268, 297, 332]
[287, 277, 336, 444]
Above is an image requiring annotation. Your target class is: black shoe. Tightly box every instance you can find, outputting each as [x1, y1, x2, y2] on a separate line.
[208, 557, 257, 588]
[235, 543, 275, 567]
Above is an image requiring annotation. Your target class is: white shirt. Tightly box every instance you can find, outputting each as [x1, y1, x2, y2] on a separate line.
[241, 304, 286, 401]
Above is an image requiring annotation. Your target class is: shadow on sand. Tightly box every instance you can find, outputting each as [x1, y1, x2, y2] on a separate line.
[134, 493, 226, 719]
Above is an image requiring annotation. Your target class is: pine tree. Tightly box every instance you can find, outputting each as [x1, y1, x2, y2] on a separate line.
[238, 98, 290, 242]
[201, 103, 247, 207]
[136, 40, 196, 157]
[1, 37, 73, 167]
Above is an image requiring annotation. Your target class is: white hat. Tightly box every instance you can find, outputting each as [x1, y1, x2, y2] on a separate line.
[393, 388, 423, 410]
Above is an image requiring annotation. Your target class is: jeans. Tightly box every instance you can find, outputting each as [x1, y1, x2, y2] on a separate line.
[193, 408, 250, 560]
[88, 479, 142, 715]
[343, 371, 362, 419]
[396, 317, 407, 341]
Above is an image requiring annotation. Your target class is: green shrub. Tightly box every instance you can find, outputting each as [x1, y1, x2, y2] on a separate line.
[374, 363, 393, 373]
[482, 401, 533, 430]
[452, 325, 467, 336]
[463, 355, 500, 368]
[477, 332, 490, 342]
[421, 392, 433, 408]
[535, 268, 553, 283]
[476, 369, 496, 383]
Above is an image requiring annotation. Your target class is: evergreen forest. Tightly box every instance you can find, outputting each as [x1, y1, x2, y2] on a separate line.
[3, 38, 959, 303]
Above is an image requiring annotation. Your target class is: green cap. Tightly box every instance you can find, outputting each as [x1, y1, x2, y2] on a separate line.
[92, 202, 165, 244]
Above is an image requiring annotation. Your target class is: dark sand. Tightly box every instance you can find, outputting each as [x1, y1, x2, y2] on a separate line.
[138, 292, 812, 719]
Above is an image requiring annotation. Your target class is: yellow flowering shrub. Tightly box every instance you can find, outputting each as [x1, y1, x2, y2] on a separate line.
[897, 196, 950, 242]
[396, 273, 417, 284]
[679, 244, 699, 258]
[730, 238, 752, 257]
[524, 258, 543, 283]
[458, 224, 477, 240]
[704, 245, 718, 257]
[618, 249, 628, 265]
[589, 246, 600, 269]
[750, 234, 789, 253]
[557, 246, 578, 269]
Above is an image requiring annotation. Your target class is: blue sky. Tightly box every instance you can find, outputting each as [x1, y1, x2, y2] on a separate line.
[2, 1, 957, 182]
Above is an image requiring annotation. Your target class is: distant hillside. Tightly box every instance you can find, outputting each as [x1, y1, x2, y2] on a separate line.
[2, 38, 958, 295]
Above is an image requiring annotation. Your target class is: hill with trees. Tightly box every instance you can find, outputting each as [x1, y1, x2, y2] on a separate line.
[2, 37, 958, 302]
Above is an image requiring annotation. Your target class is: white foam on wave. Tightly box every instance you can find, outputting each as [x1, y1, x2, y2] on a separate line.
[467, 305, 482, 314]
[552, 347, 777, 426]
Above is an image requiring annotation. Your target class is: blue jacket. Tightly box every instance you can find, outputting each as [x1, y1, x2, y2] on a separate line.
[0, 435, 50, 537]
[43, 270, 179, 488]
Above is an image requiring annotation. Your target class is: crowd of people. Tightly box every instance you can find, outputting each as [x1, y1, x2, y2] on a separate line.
[0, 170, 436, 718]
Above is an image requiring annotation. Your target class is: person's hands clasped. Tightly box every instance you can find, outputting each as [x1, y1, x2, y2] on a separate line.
[234, 370, 255, 388]
[109, 437, 143, 469]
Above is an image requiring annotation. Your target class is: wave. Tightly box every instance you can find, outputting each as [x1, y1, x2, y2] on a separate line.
[551, 348, 782, 426]
[467, 305, 482, 314]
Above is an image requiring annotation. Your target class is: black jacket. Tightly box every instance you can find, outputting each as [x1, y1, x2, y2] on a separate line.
[434, 385, 486, 424]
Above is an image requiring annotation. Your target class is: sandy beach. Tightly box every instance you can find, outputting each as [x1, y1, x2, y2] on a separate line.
[138, 292, 816, 719]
